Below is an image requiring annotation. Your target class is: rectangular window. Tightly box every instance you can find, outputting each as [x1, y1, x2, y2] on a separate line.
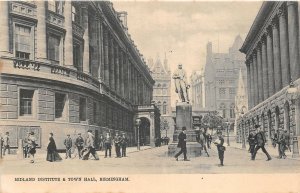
[71, 5, 80, 23]
[93, 102, 97, 124]
[48, 1, 64, 15]
[55, 93, 66, 118]
[48, 34, 60, 63]
[15, 25, 32, 59]
[20, 89, 34, 116]
[73, 43, 82, 71]
[79, 97, 86, 121]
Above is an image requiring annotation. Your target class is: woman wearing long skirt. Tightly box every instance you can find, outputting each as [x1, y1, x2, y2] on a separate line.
[46, 133, 62, 162]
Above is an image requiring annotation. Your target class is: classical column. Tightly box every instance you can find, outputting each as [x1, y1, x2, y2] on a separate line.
[288, 2, 300, 81]
[252, 53, 258, 106]
[36, 1, 47, 61]
[266, 27, 275, 96]
[82, 6, 90, 74]
[257, 45, 264, 102]
[120, 51, 125, 97]
[272, 17, 282, 92]
[64, 1, 73, 67]
[246, 60, 252, 108]
[278, 7, 291, 87]
[98, 19, 104, 81]
[0, 1, 10, 55]
[103, 27, 109, 85]
[261, 37, 269, 100]
[109, 37, 115, 90]
[115, 46, 120, 94]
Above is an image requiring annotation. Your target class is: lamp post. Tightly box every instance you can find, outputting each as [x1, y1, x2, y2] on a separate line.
[286, 80, 299, 158]
[224, 118, 230, 146]
[135, 118, 141, 151]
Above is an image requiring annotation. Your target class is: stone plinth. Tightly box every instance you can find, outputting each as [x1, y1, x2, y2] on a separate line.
[168, 102, 201, 157]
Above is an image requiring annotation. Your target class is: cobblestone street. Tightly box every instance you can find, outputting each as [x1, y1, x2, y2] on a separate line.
[1, 145, 300, 175]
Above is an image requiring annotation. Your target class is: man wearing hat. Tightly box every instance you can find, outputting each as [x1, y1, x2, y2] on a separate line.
[114, 132, 122, 158]
[82, 130, 99, 160]
[2, 132, 10, 156]
[23, 131, 30, 158]
[214, 131, 225, 166]
[252, 125, 271, 161]
[64, 134, 72, 159]
[278, 129, 290, 159]
[75, 133, 84, 159]
[174, 127, 189, 161]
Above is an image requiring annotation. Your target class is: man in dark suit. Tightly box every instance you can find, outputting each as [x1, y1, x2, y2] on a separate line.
[64, 134, 72, 159]
[251, 125, 272, 161]
[214, 131, 225, 166]
[174, 127, 189, 161]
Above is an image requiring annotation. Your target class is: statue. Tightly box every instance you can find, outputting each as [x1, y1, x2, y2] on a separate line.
[173, 64, 190, 103]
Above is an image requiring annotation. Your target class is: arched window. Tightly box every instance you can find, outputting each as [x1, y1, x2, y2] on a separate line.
[157, 101, 161, 113]
[220, 103, 226, 118]
[163, 101, 167, 114]
[230, 103, 235, 118]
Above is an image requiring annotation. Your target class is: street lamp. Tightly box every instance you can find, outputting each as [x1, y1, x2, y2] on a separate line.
[135, 118, 141, 151]
[286, 80, 299, 158]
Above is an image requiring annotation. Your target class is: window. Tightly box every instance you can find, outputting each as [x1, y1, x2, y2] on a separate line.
[48, 1, 64, 15]
[157, 101, 161, 113]
[93, 102, 97, 124]
[55, 93, 66, 119]
[71, 5, 80, 23]
[73, 43, 82, 71]
[220, 103, 226, 118]
[229, 88, 236, 95]
[48, 34, 61, 63]
[20, 89, 34, 116]
[230, 104, 235, 118]
[15, 25, 32, 59]
[218, 80, 225, 85]
[79, 97, 86, 121]
[163, 102, 167, 114]
[219, 88, 226, 97]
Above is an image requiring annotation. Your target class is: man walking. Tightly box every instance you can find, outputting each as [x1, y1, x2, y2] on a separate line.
[174, 127, 189, 161]
[75, 133, 84, 159]
[64, 134, 72, 159]
[214, 131, 225, 166]
[251, 125, 272, 161]
[2, 132, 10, 156]
[82, 130, 99, 160]
[279, 129, 290, 159]
[104, 133, 112, 158]
[114, 133, 122, 158]
[121, 133, 128, 157]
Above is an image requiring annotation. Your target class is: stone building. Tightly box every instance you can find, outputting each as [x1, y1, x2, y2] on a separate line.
[148, 55, 174, 138]
[237, 1, 300, 154]
[204, 35, 247, 128]
[190, 70, 205, 110]
[0, 1, 160, 149]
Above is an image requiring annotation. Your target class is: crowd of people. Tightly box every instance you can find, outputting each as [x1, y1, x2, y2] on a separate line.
[0, 130, 129, 163]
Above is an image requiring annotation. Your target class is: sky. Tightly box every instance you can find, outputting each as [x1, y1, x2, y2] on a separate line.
[113, 1, 262, 106]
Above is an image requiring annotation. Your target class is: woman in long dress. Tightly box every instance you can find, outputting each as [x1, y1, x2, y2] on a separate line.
[46, 133, 62, 162]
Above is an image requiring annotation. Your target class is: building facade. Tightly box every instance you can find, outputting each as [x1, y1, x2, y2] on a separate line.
[237, 2, 300, 151]
[148, 55, 174, 138]
[204, 35, 247, 127]
[0, 1, 160, 149]
[190, 70, 205, 110]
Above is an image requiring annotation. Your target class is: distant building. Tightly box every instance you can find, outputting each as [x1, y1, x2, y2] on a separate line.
[148, 55, 174, 138]
[190, 70, 205, 110]
[203, 35, 247, 128]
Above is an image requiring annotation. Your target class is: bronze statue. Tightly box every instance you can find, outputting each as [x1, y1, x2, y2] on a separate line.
[173, 64, 190, 103]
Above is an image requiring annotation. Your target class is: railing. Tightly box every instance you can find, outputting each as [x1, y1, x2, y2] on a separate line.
[51, 65, 70, 77]
[10, 1, 37, 19]
[13, 59, 40, 71]
[47, 10, 65, 28]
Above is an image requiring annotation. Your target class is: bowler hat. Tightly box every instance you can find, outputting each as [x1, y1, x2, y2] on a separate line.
[182, 127, 187, 131]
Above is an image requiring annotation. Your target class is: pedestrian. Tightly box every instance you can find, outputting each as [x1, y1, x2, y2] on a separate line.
[271, 130, 278, 148]
[214, 131, 225, 166]
[247, 131, 256, 155]
[278, 129, 290, 159]
[121, 133, 128, 157]
[174, 127, 189, 161]
[114, 133, 122, 158]
[75, 133, 84, 159]
[99, 135, 104, 151]
[27, 131, 37, 163]
[23, 132, 30, 158]
[207, 133, 212, 149]
[64, 134, 72, 159]
[46, 133, 62, 162]
[197, 129, 209, 157]
[2, 132, 10, 156]
[251, 125, 272, 161]
[104, 133, 112, 158]
[82, 130, 99, 160]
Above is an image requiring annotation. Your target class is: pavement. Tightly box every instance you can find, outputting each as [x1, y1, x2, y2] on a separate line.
[1, 144, 300, 174]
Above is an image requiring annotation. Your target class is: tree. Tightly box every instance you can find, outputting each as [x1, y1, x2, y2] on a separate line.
[202, 111, 224, 134]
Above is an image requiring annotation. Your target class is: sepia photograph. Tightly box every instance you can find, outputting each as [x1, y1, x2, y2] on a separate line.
[0, 0, 300, 193]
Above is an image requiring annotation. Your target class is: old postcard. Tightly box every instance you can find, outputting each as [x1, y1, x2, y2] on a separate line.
[0, 0, 300, 193]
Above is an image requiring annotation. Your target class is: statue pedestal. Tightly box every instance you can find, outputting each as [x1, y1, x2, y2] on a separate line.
[168, 103, 201, 158]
